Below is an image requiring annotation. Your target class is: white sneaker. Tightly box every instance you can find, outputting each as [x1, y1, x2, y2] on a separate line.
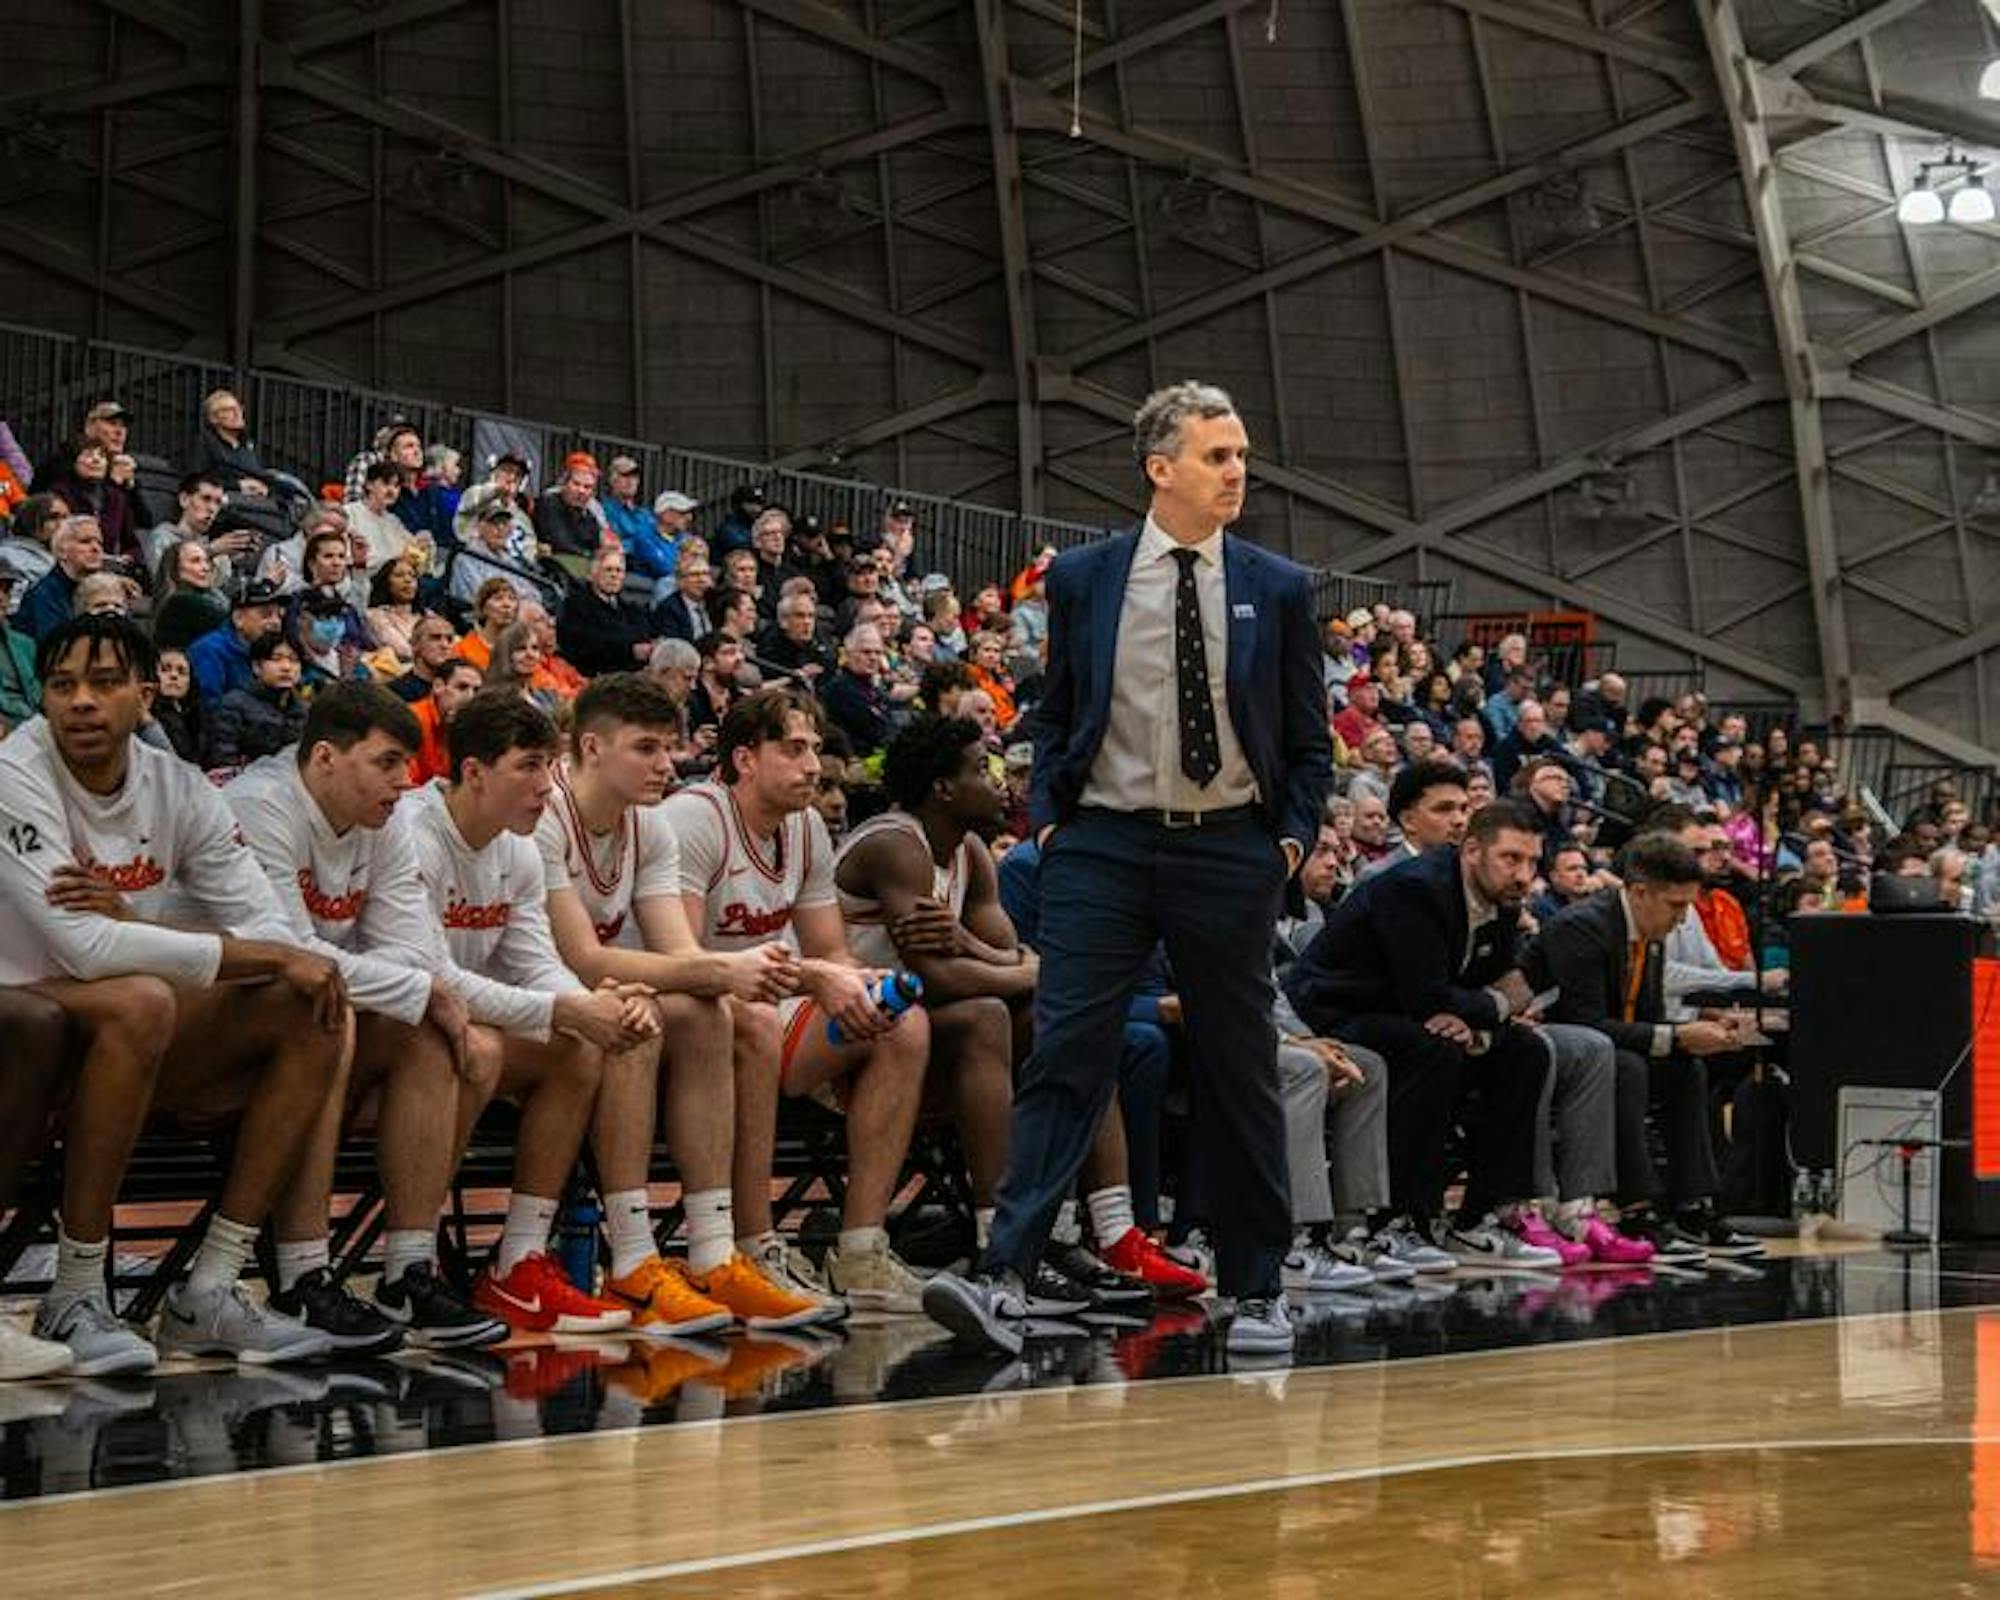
[0, 1316, 73, 1381]
[35, 1291, 158, 1377]
[1440, 1215, 1564, 1270]
[155, 1281, 334, 1364]
[1368, 1217, 1458, 1275]
[1162, 1228, 1215, 1287]
[825, 1238, 927, 1315]
[745, 1234, 847, 1324]
[1333, 1230, 1417, 1284]
[1224, 1295, 1295, 1355]
[1281, 1236, 1375, 1294]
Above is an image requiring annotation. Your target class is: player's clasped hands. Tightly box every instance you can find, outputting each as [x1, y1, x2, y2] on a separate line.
[727, 943, 801, 1003]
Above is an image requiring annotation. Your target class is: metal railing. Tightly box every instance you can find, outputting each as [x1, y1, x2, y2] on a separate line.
[0, 318, 1447, 622]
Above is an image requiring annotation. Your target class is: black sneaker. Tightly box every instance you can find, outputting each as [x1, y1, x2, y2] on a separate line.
[373, 1262, 509, 1349]
[269, 1269, 406, 1356]
[1674, 1205, 1767, 1261]
[1024, 1261, 1096, 1317]
[1618, 1208, 1706, 1268]
[1044, 1239, 1152, 1308]
[922, 1270, 1027, 1355]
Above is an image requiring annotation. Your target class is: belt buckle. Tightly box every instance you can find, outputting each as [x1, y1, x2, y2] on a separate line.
[1161, 807, 1200, 829]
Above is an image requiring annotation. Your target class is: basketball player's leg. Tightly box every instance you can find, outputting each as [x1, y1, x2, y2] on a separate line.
[789, 1005, 931, 1313]
[146, 978, 352, 1364]
[924, 997, 1013, 1226]
[0, 987, 73, 1209]
[712, 996, 844, 1326]
[470, 1031, 629, 1335]
[16, 977, 175, 1375]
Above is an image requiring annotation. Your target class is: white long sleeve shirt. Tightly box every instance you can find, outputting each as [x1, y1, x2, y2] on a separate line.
[0, 717, 293, 986]
[404, 780, 583, 1039]
[223, 757, 435, 1026]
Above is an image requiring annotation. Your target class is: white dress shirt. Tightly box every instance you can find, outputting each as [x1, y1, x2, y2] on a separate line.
[1082, 516, 1258, 815]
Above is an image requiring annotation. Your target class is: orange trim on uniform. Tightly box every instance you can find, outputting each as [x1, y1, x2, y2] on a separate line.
[778, 998, 822, 1095]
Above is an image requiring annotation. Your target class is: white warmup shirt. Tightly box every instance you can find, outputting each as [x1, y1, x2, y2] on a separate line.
[533, 762, 681, 950]
[0, 717, 293, 986]
[224, 756, 435, 1026]
[659, 779, 835, 952]
[833, 810, 974, 970]
[404, 780, 585, 1040]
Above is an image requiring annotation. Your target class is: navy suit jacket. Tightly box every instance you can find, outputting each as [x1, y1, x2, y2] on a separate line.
[1027, 528, 1332, 849]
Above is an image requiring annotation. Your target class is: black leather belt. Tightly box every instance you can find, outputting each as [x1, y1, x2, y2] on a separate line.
[1086, 803, 1260, 829]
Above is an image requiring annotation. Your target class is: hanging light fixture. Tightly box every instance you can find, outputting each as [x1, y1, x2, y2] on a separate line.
[1952, 172, 1997, 224]
[1982, 58, 2000, 99]
[1898, 171, 1946, 225]
[1899, 151, 1995, 227]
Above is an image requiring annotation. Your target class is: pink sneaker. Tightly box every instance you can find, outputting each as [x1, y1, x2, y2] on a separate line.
[1576, 1214, 1656, 1264]
[1507, 1210, 1590, 1268]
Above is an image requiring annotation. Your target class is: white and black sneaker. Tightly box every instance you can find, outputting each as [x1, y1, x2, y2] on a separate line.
[922, 1270, 1029, 1356]
[1281, 1234, 1375, 1294]
[1331, 1229, 1418, 1285]
[1371, 1216, 1459, 1275]
[269, 1269, 406, 1356]
[1619, 1208, 1707, 1268]
[155, 1281, 333, 1365]
[1043, 1239, 1152, 1309]
[373, 1263, 509, 1349]
[1440, 1215, 1563, 1270]
[1023, 1262, 1095, 1317]
[1673, 1205, 1767, 1261]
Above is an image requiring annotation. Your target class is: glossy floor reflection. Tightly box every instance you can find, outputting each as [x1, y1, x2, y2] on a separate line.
[0, 1242, 1987, 1504]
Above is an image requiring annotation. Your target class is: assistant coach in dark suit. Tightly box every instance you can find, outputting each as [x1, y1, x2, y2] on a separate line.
[924, 381, 1331, 1357]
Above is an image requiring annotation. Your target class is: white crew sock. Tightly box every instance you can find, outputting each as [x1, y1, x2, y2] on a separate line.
[604, 1188, 656, 1281]
[1554, 1197, 1593, 1237]
[496, 1193, 561, 1276]
[838, 1225, 888, 1258]
[1086, 1185, 1136, 1247]
[380, 1230, 435, 1287]
[974, 1207, 995, 1250]
[275, 1237, 330, 1292]
[187, 1214, 261, 1296]
[1050, 1199, 1082, 1245]
[684, 1189, 734, 1276]
[51, 1229, 108, 1303]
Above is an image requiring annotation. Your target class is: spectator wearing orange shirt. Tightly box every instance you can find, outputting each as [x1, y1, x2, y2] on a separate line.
[963, 629, 1017, 732]
[408, 658, 484, 784]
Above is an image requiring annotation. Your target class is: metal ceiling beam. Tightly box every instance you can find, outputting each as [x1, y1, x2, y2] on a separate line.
[1770, 0, 1938, 77]
[1700, 0, 1854, 723]
[1439, 0, 1712, 89]
[1825, 373, 2000, 447]
[974, 0, 1044, 512]
[738, 0, 958, 91]
[1831, 262, 2000, 363]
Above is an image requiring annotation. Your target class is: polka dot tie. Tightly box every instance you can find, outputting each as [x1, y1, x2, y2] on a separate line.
[1172, 547, 1221, 788]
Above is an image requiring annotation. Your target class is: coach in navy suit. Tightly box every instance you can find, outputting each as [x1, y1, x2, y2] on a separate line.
[924, 382, 1332, 1356]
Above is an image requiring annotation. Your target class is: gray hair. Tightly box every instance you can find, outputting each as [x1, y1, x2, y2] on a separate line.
[1132, 381, 1237, 465]
[648, 637, 699, 673]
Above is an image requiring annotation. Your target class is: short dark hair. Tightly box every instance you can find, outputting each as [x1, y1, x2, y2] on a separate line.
[363, 458, 402, 487]
[299, 680, 422, 765]
[446, 689, 558, 783]
[304, 528, 348, 565]
[1550, 842, 1589, 868]
[572, 672, 681, 743]
[1623, 831, 1704, 888]
[35, 611, 155, 685]
[1387, 757, 1468, 826]
[1467, 798, 1543, 846]
[882, 715, 984, 812]
[17, 492, 67, 543]
[249, 630, 298, 664]
[919, 660, 975, 706]
[1642, 801, 1702, 837]
[716, 686, 822, 786]
[177, 470, 225, 498]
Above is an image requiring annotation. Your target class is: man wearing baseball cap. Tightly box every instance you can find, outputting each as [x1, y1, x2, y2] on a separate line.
[625, 489, 697, 594]
[599, 455, 652, 556]
[188, 576, 288, 703]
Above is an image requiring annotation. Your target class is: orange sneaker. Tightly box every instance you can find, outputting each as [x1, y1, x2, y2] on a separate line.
[473, 1252, 633, 1334]
[692, 1252, 830, 1331]
[604, 1256, 734, 1338]
[700, 1330, 838, 1400]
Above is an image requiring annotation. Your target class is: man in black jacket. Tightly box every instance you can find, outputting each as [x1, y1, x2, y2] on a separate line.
[1283, 800, 1563, 1267]
[1529, 831, 1765, 1262]
[559, 544, 655, 679]
[652, 550, 714, 645]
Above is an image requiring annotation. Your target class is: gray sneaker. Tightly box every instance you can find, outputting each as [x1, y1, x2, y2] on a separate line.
[155, 1281, 333, 1365]
[34, 1292, 158, 1378]
[1225, 1295, 1296, 1356]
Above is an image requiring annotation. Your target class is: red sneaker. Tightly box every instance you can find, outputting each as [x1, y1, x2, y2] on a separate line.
[474, 1253, 634, 1334]
[501, 1344, 604, 1401]
[1097, 1227, 1207, 1299]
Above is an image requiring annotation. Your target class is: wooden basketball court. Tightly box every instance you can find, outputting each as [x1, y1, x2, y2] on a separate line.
[2, 1239, 1994, 1596]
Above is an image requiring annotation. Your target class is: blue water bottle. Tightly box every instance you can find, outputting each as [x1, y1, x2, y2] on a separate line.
[827, 970, 924, 1045]
[558, 1191, 602, 1292]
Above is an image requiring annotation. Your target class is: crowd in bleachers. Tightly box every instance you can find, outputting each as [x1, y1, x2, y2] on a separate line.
[0, 387, 1995, 1384]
